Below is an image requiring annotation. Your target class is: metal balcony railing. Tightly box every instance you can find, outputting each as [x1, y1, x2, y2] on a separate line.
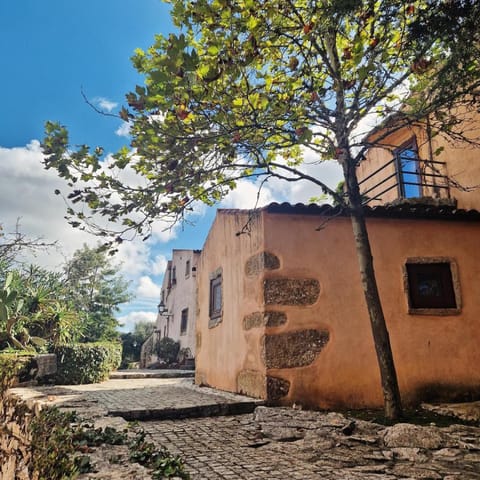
[358, 158, 450, 204]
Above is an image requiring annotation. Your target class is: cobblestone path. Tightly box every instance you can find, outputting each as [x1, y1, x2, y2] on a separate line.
[8, 376, 480, 479]
[141, 407, 480, 480]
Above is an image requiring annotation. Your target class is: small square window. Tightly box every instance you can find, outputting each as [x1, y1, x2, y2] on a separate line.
[404, 258, 461, 315]
[180, 308, 188, 335]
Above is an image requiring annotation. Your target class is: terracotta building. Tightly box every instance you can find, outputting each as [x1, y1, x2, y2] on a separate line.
[195, 203, 480, 408]
[356, 114, 480, 209]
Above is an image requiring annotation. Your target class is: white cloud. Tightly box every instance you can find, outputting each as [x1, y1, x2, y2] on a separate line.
[115, 240, 151, 277]
[220, 151, 343, 210]
[117, 310, 157, 332]
[94, 97, 118, 112]
[220, 178, 277, 209]
[115, 122, 131, 137]
[0, 141, 98, 269]
[151, 254, 168, 275]
[136, 275, 161, 299]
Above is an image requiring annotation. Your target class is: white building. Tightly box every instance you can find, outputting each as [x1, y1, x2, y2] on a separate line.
[156, 249, 201, 361]
[140, 249, 200, 368]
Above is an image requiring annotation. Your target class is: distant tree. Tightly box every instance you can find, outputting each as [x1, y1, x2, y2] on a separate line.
[43, 1, 480, 419]
[63, 245, 132, 342]
[120, 320, 156, 366]
[133, 320, 156, 340]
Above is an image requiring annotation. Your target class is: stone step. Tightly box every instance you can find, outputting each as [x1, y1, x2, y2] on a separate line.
[108, 400, 261, 421]
[109, 369, 194, 379]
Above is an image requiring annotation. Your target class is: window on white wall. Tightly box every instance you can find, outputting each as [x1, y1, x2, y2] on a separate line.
[180, 308, 188, 335]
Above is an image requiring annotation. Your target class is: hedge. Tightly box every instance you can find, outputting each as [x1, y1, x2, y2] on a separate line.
[0, 352, 36, 394]
[53, 342, 122, 385]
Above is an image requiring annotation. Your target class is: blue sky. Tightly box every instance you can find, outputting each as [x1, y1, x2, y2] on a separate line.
[0, 0, 343, 332]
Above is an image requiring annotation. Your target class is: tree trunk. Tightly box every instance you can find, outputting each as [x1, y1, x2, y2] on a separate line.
[343, 161, 403, 420]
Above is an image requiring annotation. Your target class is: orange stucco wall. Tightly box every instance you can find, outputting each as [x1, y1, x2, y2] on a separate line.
[358, 114, 480, 210]
[195, 210, 267, 396]
[196, 208, 480, 409]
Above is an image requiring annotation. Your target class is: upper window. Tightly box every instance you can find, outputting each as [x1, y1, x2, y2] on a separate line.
[185, 260, 191, 278]
[180, 308, 188, 335]
[404, 258, 461, 314]
[172, 266, 177, 284]
[395, 138, 422, 198]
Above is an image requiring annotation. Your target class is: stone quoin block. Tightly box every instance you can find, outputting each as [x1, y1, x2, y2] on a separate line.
[243, 311, 287, 330]
[266, 376, 291, 401]
[245, 252, 280, 277]
[237, 370, 265, 398]
[264, 278, 320, 305]
[263, 329, 329, 369]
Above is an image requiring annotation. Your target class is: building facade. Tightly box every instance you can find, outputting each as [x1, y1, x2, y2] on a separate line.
[141, 249, 200, 367]
[157, 249, 201, 360]
[356, 114, 480, 210]
[195, 204, 480, 409]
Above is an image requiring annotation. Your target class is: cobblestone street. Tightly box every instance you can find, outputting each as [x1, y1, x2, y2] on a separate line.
[142, 414, 302, 480]
[141, 407, 480, 480]
[8, 375, 480, 479]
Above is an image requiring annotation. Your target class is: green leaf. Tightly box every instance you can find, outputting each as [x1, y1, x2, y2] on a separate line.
[0, 304, 8, 323]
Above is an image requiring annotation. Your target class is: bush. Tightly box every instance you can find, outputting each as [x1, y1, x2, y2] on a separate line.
[53, 342, 122, 384]
[30, 408, 79, 479]
[0, 351, 35, 393]
[157, 337, 180, 365]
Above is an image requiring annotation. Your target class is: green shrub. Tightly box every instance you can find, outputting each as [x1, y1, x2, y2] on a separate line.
[53, 342, 122, 385]
[30, 408, 79, 479]
[0, 351, 35, 393]
[157, 337, 180, 365]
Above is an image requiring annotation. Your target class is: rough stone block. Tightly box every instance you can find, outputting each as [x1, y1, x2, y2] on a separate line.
[264, 278, 320, 305]
[237, 370, 265, 398]
[263, 329, 329, 369]
[35, 354, 57, 378]
[245, 252, 280, 277]
[266, 376, 291, 401]
[243, 311, 287, 330]
[383, 423, 444, 449]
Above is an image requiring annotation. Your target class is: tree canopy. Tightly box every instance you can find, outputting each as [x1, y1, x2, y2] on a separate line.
[43, 0, 480, 244]
[63, 244, 132, 342]
[42, 0, 480, 419]
[0, 245, 132, 350]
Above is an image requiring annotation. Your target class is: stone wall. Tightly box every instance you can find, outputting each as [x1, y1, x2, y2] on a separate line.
[0, 390, 38, 480]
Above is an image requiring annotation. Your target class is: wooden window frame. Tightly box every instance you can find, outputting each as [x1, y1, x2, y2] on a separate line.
[395, 137, 422, 198]
[403, 257, 461, 315]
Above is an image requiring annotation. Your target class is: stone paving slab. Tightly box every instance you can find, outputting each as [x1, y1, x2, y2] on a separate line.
[9, 377, 263, 421]
[423, 401, 480, 424]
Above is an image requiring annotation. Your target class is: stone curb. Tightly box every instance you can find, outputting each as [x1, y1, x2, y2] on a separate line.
[109, 369, 194, 379]
[109, 400, 262, 421]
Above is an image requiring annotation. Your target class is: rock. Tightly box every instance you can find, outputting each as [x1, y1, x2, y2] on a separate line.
[392, 465, 443, 479]
[383, 423, 444, 449]
[432, 448, 463, 461]
[391, 446, 428, 462]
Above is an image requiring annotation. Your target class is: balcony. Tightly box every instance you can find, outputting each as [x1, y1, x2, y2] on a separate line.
[358, 157, 452, 206]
